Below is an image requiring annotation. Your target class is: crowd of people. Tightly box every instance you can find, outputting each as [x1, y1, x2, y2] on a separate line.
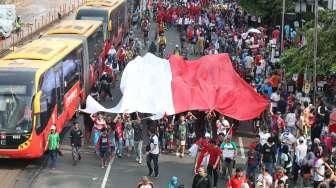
[44, 0, 336, 187]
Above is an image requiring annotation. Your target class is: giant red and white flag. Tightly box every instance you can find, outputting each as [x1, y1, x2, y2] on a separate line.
[105, 53, 268, 120]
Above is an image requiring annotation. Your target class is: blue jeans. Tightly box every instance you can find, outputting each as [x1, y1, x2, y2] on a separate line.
[116, 137, 123, 156]
[49, 150, 57, 168]
[264, 162, 275, 175]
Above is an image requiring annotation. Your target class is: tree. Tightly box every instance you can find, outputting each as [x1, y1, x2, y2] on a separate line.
[280, 10, 336, 77]
[239, 0, 295, 25]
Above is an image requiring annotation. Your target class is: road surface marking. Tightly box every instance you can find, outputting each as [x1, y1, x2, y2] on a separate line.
[101, 156, 115, 188]
[238, 137, 245, 159]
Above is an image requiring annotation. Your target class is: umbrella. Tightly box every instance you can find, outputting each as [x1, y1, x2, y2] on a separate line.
[247, 28, 261, 34]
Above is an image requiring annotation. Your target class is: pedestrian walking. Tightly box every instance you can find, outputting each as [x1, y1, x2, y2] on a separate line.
[114, 114, 124, 158]
[134, 113, 143, 164]
[168, 176, 181, 188]
[227, 168, 248, 188]
[146, 127, 159, 178]
[176, 115, 187, 157]
[96, 128, 111, 168]
[206, 141, 221, 188]
[137, 176, 154, 188]
[46, 125, 60, 170]
[70, 122, 83, 165]
[220, 136, 237, 179]
[91, 112, 107, 149]
[123, 114, 134, 157]
[192, 167, 211, 188]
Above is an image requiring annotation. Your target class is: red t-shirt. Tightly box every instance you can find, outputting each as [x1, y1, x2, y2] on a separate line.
[272, 29, 280, 40]
[208, 145, 222, 167]
[255, 54, 262, 66]
[115, 122, 124, 139]
[227, 176, 247, 188]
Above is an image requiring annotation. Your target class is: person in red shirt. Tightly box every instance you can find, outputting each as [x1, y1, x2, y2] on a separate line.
[194, 136, 210, 174]
[207, 141, 222, 188]
[113, 114, 124, 158]
[272, 27, 281, 42]
[116, 46, 126, 71]
[227, 168, 247, 188]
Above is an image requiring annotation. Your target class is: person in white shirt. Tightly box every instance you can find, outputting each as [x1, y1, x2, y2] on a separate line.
[285, 109, 296, 135]
[259, 128, 271, 146]
[270, 91, 280, 111]
[256, 165, 273, 188]
[146, 128, 159, 178]
[216, 115, 230, 136]
[295, 137, 307, 165]
[313, 153, 325, 187]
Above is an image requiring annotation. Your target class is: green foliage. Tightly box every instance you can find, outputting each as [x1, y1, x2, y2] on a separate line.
[239, 0, 295, 25]
[280, 10, 336, 76]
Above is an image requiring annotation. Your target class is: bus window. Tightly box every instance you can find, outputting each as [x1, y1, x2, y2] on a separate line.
[55, 64, 64, 115]
[87, 27, 104, 65]
[87, 34, 97, 65]
[37, 69, 57, 134]
[62, 53, 80, 92]
[110, 13, 117, 38]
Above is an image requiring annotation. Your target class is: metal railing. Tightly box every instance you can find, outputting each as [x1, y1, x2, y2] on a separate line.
[0, 0, 85, 50]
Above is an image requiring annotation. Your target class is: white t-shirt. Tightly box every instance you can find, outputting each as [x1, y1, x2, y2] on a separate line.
[256, 173, 273, 188]
[259, 132, 271, 146]
[313, 158, 325, 181]
[150, 135, 159, 155]
[270, 92, 280, 107]
[285, 113, 296, 127]
[274, 176, 288, 188]
[216, 119, 230, 135]
[295, 143, 307, 164]
[279, 131, 296, 145]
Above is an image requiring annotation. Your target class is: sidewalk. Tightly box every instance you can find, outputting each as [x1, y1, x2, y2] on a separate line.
[0, 0, 84, 50]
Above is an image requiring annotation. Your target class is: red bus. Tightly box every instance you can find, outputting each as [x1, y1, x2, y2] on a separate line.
[0, 37, 88, 158]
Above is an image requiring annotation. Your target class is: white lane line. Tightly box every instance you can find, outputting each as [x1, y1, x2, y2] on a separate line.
[238, 137, 245, 159]
[101, 156, 115, 188]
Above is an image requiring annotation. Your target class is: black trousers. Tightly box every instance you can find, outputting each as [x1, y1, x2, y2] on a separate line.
[146, 153, 159, 176]
[207, 165, 219, 187]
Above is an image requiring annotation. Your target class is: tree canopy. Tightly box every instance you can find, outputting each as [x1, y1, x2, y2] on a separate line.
[239, 0, 295, 25]
[280, 10, 336, 77]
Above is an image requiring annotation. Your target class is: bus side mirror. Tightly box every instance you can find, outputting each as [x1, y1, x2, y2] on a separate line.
[33, 91, 42, 114]
[108, 20, 112, 31]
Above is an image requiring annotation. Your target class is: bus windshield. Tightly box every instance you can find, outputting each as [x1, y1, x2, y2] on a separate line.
[76, 8, 108, 23]
[0, 70, 35, 134]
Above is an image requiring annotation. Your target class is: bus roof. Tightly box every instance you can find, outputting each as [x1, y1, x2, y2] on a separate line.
[46, 20, 102, 37]
[85, 0, 120, 8]
[79, 0, 125, 13]
[0, 38, 82, 72]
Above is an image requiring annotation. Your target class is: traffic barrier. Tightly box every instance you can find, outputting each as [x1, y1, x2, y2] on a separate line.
[0, 0, 85, 50]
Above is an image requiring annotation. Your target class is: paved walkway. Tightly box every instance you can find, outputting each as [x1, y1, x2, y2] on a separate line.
[0, 0, 83, 50]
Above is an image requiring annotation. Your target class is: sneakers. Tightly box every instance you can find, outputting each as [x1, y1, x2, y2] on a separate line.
[153, 175, 159, 179]
[176, 152, 180, 157]
[136, 157, 139, 162]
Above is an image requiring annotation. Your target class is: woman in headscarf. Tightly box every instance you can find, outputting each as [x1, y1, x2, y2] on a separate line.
[168, 176, 180, 188]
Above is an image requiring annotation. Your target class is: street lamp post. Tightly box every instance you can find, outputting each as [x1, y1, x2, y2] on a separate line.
[281, 0, 286, 53]
[313, 0, 318, 105]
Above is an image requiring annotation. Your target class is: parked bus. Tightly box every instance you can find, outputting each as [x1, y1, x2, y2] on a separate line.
[0, 38, 87, 158]
[45, 20, 104, 88]
[75, 0, 128, 57]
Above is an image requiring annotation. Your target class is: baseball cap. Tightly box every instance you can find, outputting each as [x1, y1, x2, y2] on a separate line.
[50, 125, 56, 130]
